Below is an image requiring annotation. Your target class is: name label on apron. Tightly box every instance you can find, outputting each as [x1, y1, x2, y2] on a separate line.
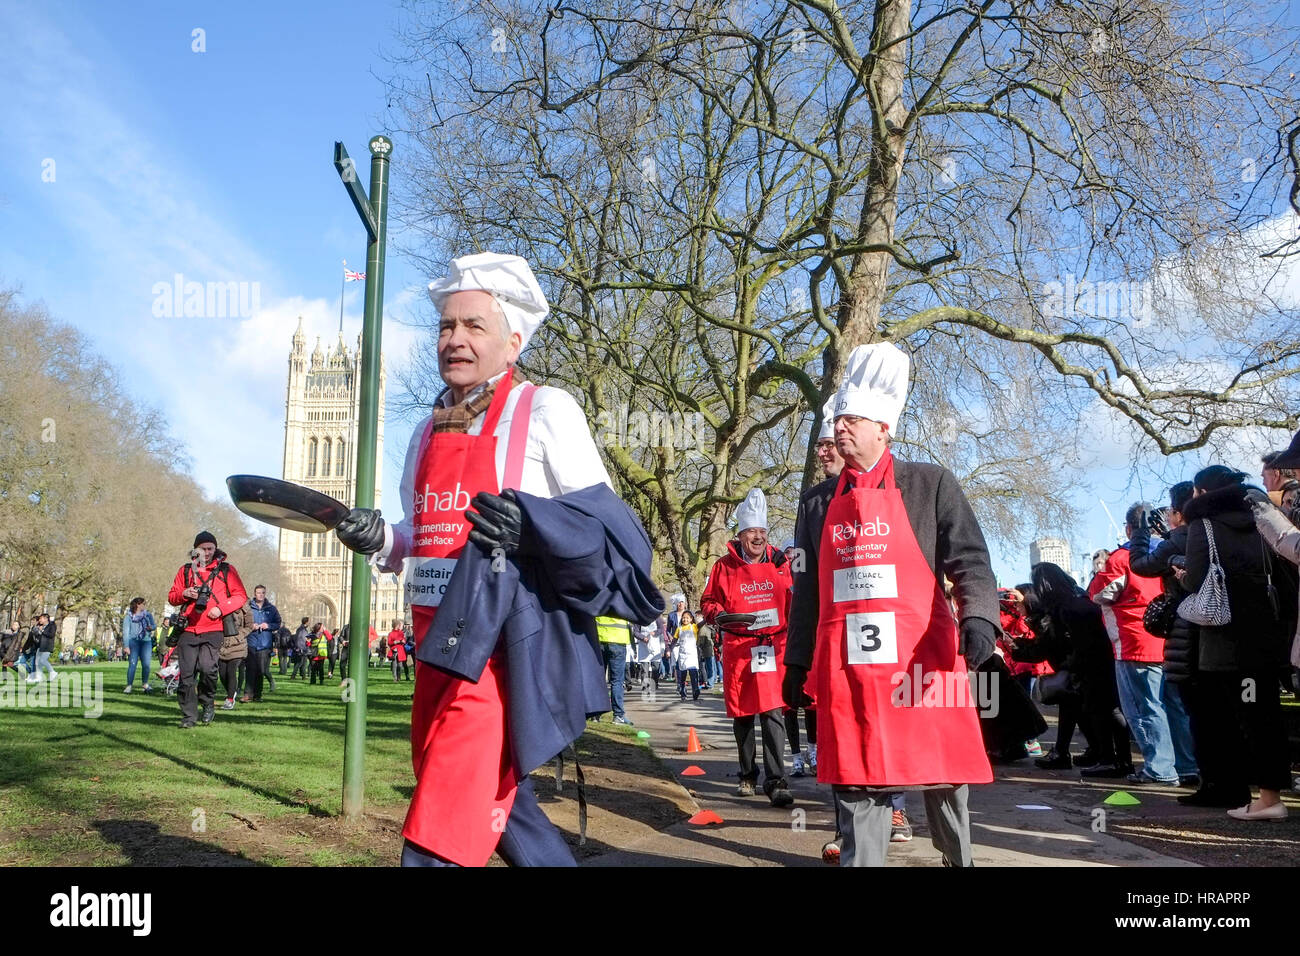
[845, 611, 898, 665]
[750, 645, 777, 673]
[833, 564, 898, 602]
[405, 556, 457, 607]
[747, 607, 779, 630]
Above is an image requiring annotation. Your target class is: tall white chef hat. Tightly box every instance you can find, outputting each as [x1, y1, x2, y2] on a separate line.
[734, 488, 768, 532]
[817, 397, 836, 441]
[832, 342, 910, 432]
[427, 252, 550, 350]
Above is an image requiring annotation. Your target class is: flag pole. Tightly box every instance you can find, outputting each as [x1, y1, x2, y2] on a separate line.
[339, 260, 347, 335]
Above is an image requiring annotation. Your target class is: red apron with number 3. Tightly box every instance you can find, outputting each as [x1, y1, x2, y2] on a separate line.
[714, 543, 791, 718]
[402, 370, 535, 866]
[814, 450, 991, 786]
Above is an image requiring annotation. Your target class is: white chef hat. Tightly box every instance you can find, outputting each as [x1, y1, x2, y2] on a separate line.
[427, 252, 549, 349]
[817, 397, 835, 441]
[735, 488, 768, 532]
[832, 343, 910, 432]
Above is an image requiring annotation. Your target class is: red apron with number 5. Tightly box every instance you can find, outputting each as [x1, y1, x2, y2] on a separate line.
[402, 369, 536, 866]
[814, 449, 991, 786]
[712, 542, 791, 718]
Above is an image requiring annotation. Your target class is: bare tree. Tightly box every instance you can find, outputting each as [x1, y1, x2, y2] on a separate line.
[384, 0, 1299, 594]
[0, 292, 285, 637]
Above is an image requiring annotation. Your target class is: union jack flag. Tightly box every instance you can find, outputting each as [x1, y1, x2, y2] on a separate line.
[344, 268, 366, 281]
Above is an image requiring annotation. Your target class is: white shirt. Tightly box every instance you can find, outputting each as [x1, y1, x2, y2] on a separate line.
[374, 371, 612, 574]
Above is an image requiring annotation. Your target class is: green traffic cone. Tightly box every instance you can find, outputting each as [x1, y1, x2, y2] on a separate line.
[1103, 790, 1141, 806]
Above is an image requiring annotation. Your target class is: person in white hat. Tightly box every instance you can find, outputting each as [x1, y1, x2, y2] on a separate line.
[700, 487, 795, 807]
[335, 251, 660, 866]
[815, 397, 844, 480]
[784, 342, 999, 867]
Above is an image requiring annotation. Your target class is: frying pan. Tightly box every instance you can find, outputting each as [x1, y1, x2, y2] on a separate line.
[226, 475, 350, 533]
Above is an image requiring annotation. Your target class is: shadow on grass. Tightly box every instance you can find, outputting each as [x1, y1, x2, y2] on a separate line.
[83, 726, 332, 817]
[91, 820, 263, 866]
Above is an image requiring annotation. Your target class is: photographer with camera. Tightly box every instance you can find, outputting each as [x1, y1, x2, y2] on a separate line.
[166, 531, 248, 729]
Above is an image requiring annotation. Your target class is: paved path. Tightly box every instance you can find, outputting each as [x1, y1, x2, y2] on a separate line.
[589, 681, 1197, 867]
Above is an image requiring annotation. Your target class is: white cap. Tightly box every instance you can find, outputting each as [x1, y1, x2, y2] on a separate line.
[832, 343, 910, 432]
[428, 252, 549, 349]
[670, 592, 686, 606]
[817, 397, 835, 441]
[735, 488, 768, 532]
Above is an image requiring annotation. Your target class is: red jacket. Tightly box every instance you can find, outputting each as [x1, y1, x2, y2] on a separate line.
[999, 608, 1052, 677]
[1087, 543, 1165, 662]
[167, 555, 248, 637]
[387, 628, 407, 662]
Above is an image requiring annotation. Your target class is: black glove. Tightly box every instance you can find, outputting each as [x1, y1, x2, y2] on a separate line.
[957, 618, 996, 670]
[1145, 506, 1170, 539]
[1243, 486, 1273, 509]
[782, 664, 812, 710]
[466, 489, 527, 555]
[335, 508, 386, 555]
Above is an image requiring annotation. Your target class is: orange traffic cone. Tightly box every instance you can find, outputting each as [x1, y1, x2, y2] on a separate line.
[688, 809, 724, 826]
[686, 727, 703, 753]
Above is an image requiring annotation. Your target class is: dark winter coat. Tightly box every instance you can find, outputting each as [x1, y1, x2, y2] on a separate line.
[1182, 484, 1293, 673]
[33, 621, 57, 653]
[1128, 522, 1197, 683]
[786, 459, 999, 670]
[415, 483, 664, 777]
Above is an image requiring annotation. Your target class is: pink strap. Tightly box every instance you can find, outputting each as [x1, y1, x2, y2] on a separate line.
[503, 384, 536, 491]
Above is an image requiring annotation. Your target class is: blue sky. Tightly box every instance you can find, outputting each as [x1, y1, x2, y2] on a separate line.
[3, 0, 1296, 589]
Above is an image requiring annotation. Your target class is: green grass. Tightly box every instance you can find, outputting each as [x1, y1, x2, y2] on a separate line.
[0, 662, 418, 866]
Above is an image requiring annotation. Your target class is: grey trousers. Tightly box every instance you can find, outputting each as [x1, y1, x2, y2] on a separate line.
[835, 785, 973, 867]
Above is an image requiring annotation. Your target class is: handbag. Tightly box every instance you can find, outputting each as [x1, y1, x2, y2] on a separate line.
[1177, 519, 1232, 627]
[1143, 591, 1179, 637]
[1036, 669, 1075, 705]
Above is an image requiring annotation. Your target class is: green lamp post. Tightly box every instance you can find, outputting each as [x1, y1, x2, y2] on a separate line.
[335, 134, 392, 822]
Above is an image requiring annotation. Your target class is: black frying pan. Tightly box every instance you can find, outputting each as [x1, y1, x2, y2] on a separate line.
[226, 475, 350, 533]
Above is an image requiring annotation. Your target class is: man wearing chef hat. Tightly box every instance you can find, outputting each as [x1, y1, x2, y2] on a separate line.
[784, 342, 998, 866]
[335, 251, 661, 866]
[815, 397, 844, 480]
[701, 487, 796, 808]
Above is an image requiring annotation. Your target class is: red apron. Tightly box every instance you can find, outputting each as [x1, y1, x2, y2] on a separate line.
[814, 450, 991, 786]
[401, 370, 536, 866]
[717, 547, 791, 718]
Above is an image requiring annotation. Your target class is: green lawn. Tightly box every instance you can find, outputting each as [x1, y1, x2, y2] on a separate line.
[0, 661, 418, 866]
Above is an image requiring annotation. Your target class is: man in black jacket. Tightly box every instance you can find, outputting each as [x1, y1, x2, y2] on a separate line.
[784, 343, 999, 867]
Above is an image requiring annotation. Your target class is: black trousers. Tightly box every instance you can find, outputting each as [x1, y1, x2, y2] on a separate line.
[278, 650, 288, 675]
[734, 710, 787, 783]
[292, 654, 308, 678]
[218, 658, 240, 699]
[339, 650, 348, 681]
[310, 659, 325, 684]
[1196, 670, 1290, 794]
[178, 639, 220, 721]
[1079, 667, 1131, 766]
[783, 707, 817, 753]
[244, 648, 273, 699]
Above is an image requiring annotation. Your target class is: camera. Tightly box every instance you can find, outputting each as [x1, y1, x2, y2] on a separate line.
[192, 584, 213, 612]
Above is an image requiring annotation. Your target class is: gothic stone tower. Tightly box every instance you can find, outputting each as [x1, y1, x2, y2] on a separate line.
[279, 318, 405, 632]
